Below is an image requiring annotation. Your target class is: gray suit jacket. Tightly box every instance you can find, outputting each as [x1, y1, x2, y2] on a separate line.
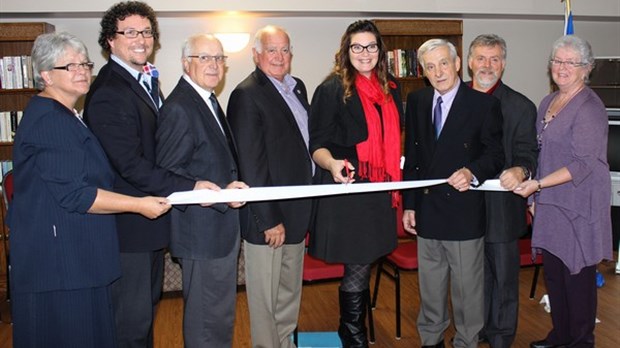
[484, 81, 538, 242]
[156, 77, 240, 260]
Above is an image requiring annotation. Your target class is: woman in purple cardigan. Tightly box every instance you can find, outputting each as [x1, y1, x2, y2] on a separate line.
[514, 35, 612, 348]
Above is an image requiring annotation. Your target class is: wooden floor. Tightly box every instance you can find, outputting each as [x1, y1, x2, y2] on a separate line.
[1, 259, 619, 347]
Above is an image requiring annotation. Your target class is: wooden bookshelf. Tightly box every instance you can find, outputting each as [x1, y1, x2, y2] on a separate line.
[0, 22, 54, 299]
[374, 19, 463, 101]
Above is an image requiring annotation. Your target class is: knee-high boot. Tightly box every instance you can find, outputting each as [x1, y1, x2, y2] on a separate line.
[338, 288, 369, 348]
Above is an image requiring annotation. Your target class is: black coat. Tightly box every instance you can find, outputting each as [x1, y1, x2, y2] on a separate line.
[308, 74, 402, 264]
[484, 81, 538, 242]
[228, 68, 313, 245]
[402, 81, 504, 241]
[84, 60, 195, 252]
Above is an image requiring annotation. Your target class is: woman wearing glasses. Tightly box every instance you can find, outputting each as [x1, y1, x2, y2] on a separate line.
[9, 32, 170, 347]
[514, 35, 612, 348]
[309, 20, 402, 347]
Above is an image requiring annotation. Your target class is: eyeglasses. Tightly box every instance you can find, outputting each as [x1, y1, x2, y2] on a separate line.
[550, 59, 587, 68]
[186, 55, 228, 64]
[116, 29, 154, 39]
[350, 43, 379, 54]
[53, 62, 95, 71]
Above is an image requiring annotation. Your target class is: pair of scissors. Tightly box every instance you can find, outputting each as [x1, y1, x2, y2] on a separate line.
[343, 158, 352, 183]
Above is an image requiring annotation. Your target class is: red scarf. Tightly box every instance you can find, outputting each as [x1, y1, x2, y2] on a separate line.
[354, 73, 401, 207]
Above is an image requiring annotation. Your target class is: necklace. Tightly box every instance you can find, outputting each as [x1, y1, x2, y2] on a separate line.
[544, 85, 584, 123]
[538, 85, 584, 149]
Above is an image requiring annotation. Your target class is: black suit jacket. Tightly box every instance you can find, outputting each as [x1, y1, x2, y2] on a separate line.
[485, 81, 538, 242]
[84, 59, 195, 252]
[227, 68, 313, 245]
[402, 81, 504, 241]
[156, 77, 240, 259]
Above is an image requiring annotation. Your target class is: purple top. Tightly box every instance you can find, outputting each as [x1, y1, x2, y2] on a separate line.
[532, 86, 612, 274]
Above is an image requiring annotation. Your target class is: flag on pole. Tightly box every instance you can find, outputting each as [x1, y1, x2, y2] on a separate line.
[563, 0, 575, 35]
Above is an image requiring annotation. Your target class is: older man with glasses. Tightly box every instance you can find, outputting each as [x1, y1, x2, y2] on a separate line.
[155, 33, 247, 348]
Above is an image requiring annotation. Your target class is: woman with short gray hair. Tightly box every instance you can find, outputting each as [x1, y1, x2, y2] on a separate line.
[9, 32, 170, 347]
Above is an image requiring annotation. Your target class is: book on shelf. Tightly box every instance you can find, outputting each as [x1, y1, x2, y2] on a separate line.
[0, 110, 23, 142]
[386, 49, 419, 78]
[0, 55, 35, 90]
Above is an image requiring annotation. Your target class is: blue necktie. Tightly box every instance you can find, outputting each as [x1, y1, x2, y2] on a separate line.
[433, 96, 443, 138]
[141, 64, 160, 108]
[149, 76, 160, 107]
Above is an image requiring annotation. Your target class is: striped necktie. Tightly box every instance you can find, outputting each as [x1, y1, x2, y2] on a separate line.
[142, 64, 160, 108]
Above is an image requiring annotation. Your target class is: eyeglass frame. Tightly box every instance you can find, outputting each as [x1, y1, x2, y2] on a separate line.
[52, 62, 95, 72]
[549, 59, 587, 68]
[116, 29, 154, 39]
[349, 43, 380, 54]
[186, 55, 228, 64]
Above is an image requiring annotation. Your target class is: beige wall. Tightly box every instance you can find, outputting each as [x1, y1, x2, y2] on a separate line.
[1, 2, 619, 108]
[2, 0, 619, 16]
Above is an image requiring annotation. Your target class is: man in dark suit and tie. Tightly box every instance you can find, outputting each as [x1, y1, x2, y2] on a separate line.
[467, 34, 538, 348]
[155, 34, 247, 347]
[227, 25, 313, 348]
[84, 2, 217, 347]
[402, 38, 504, 348]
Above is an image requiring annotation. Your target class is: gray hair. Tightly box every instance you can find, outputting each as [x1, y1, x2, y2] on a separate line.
[468, 34, 507, 61]
[31, 32, 89, 90]
[253, 25, 289, 53]
[181, 33, 221, 61]
[418, 38, 458, 69]
[549, 35, 595, 79]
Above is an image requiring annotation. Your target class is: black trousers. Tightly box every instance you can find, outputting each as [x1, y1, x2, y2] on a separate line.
[542, 250, 596, 347]
[110, 249, 164, 348]
[483, 240, 520, 348]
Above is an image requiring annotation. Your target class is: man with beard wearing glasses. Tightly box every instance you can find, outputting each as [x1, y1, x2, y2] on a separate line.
[466, 34, 538, 348]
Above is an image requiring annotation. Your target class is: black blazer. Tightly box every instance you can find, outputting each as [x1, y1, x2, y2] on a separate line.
[402, 81, 504, 241]
[485, 81, 538, 242]
[228, 68, 313, 245]
[84, 59, 195, 252]
[156, 77, 240, 259]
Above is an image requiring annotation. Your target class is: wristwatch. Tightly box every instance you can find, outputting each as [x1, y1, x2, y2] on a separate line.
[520, 166, 531, 180]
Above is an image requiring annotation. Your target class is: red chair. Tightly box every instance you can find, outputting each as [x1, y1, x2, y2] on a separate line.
[371, 206, 417, 339]
[1, 170, 13, 323]
[519, 211, 543, 299]
[295, 233, 376, 344]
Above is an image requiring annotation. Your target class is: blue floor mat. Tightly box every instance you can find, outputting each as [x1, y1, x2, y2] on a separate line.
[296, 331, 342, 348]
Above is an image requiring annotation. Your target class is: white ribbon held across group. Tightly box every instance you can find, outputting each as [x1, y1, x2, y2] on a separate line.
[167, 179, 506, 205]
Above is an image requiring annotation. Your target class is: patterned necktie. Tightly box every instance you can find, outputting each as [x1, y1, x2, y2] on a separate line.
[209, 93, 238, 165]
[142, 63, 160, 108]
[433, 96, 443, 138]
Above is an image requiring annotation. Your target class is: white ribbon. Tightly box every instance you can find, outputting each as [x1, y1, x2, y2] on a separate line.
[167, 179, 507, 205]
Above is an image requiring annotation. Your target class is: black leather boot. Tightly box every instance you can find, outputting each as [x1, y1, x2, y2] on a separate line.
[338, 288, 369, 348]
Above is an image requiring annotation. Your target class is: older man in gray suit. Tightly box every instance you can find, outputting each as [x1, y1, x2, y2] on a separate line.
[155, 34, 247, 347]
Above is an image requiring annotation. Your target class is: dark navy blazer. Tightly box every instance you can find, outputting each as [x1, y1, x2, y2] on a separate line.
[156, 78, 240, 260]
[9, 96, 120, 293]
